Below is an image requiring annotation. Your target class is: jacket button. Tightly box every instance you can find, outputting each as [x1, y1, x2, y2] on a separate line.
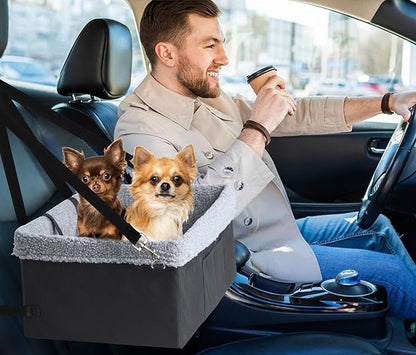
[204, 151, 214, 159]
[223, 166, 234, 176]
[234, 181, 244, 190]
[244, 217, 253, 226]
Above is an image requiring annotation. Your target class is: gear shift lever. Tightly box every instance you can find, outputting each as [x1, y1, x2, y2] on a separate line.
[336, 269, 360, 286]
[322, 269, 377, 297]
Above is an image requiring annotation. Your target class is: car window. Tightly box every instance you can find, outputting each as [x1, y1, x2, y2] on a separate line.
[216, 0, 416, 123]
[4, 0, 144, 92]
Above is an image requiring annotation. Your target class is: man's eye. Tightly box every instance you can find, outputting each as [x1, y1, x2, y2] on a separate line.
[205, 44, 215, 49]
[81, 175, 90, 184]
[150, 176, 159, 185]
[172, 175, 183, 187]
[102, 172, 111, 181]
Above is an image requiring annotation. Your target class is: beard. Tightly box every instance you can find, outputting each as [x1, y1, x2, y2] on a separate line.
[177, 56, 220, 98]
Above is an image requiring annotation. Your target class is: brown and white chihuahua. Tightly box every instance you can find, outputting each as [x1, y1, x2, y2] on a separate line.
[62, 138, 126, 240]
[125, 145, 197, 241]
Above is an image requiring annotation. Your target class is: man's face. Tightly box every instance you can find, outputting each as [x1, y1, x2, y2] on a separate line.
[175, 13, 228, 98]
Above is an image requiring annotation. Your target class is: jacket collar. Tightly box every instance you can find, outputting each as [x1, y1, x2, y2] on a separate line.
[134, 74, 197, 130]
[134, 74, 233, 130]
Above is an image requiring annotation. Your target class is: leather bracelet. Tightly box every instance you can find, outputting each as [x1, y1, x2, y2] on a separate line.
[381, 92, 394, 115]
[242, 120, 271, 146]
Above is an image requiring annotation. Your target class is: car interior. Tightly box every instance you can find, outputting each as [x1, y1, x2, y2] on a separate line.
[2, 0, 416, 354]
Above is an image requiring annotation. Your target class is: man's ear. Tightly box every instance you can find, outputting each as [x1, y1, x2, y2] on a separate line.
[154, 42, 177, 67]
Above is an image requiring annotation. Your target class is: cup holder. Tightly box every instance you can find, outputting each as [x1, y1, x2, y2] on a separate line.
[321, 270, 377, 297]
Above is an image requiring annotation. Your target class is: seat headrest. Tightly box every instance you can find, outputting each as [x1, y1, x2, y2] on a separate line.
[57, 18, 132, 99]
[0, 0, 8, 58]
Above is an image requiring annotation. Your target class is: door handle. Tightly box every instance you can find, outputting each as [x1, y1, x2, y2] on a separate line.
[368, 138, 388, 156]
[369, 147, 385, 155]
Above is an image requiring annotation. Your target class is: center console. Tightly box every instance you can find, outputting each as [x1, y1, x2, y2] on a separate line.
[201, 242, 389, 347]
[230, 268, 387, 315]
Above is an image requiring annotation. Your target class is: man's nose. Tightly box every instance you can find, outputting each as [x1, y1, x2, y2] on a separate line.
[215, 45, 229, 66]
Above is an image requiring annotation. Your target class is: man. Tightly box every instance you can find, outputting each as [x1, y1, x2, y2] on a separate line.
[115, 0, 416, 317]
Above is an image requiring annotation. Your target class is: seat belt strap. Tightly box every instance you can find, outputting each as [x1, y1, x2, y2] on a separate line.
[0, 80, 133, 163]
[0, 91, 142, 245]
[0, 123, 28, 225]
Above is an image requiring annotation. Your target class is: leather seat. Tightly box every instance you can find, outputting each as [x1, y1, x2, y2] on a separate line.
[198, 333, 386, 354]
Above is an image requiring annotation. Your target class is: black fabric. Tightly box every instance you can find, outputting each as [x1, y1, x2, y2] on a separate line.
[0, 305, 39, 317]
[20, 224, 235, 348]
[198, 333, 386, 354]
[0, 0, 7, 57]
[57, 18, 132, 99]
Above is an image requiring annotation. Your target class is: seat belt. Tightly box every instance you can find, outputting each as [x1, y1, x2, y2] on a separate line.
[0, 80, 133, 164]
[0, 89, 147, 247]
[0, 82, 159, 318]
[0, 122, 28, 225]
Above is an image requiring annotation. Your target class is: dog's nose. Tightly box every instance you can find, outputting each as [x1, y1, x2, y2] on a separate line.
[92, 183, 101, 193]
[160, 182, 170, 191]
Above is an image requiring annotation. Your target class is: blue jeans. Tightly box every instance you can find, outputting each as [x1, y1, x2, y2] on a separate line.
[296, 212, 416, 318]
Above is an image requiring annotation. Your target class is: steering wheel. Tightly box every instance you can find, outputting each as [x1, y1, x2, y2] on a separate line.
[357, 107, 416, 229]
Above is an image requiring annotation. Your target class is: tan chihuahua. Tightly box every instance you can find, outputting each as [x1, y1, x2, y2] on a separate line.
[125, 145, 197, 241]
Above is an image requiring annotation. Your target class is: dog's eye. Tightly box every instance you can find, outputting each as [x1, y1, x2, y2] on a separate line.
[81, 175, 90, 184]
[172, 175, 183, 187]
[150, 176, 160, 185]
[102, 172, 111, 181]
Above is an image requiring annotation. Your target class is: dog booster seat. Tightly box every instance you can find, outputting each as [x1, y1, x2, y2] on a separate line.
[13, 183, 236, 348]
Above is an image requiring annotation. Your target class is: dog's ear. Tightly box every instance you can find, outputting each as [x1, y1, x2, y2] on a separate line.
[132, 146, 154, 167]
[105, 138, 126, 169]
[62, 147, 85, 172]
[176, 145, 196, 169]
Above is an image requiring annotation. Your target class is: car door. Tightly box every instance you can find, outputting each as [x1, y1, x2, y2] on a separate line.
[268, 120, 396, 218]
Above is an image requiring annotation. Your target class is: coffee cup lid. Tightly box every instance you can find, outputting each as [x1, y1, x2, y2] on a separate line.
[246, 65, 276, 83]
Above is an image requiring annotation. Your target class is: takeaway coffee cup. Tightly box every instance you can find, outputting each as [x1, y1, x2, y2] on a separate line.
[246, 65, 277, 94]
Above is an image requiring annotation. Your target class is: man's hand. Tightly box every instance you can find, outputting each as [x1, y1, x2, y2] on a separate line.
[250, 75, 297, 133]
[390, 92, 416, 121]
[238, 75, 296, 157]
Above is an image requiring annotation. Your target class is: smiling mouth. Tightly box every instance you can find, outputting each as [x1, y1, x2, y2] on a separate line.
[208, 71, 219, 80]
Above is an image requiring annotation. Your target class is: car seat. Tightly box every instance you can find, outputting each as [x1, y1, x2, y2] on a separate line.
[0, 2, 132, 353]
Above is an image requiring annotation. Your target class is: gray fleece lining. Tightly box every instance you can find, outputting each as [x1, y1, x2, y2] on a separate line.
[13, 184, 235, 268]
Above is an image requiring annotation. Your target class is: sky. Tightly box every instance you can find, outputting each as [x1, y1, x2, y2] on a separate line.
[246, 0, 328, 27]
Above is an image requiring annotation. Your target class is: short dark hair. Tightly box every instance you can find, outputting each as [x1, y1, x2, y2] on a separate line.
[140, 0, 221, 67]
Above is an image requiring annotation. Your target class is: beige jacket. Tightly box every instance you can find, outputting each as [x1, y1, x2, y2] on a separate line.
[115, 74, 350, 282]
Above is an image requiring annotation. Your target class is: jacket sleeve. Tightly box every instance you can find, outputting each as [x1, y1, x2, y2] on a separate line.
[232, 95, 350, 136]
[196, 139, 275, 216]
